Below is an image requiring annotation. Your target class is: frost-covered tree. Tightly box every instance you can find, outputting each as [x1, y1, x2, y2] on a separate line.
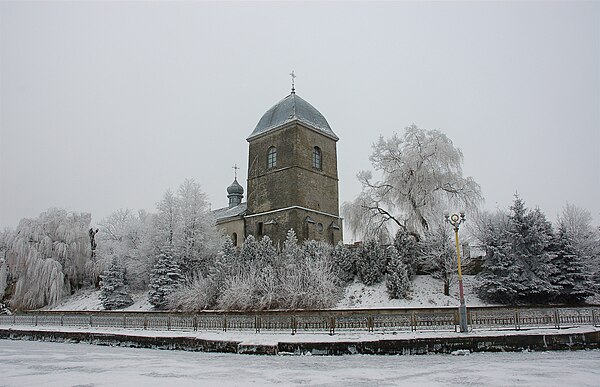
[91, 209, 154, 290]
[330, 241, 356, 283]
[355, 239, 388, 286]
[148, 247, 184, 309]
[386, 246, 411, 299]
[176, 179, 220, 276]
[0, 229, 12, 301]
[557, 203, 600, 292]
[7, 209, 91, 310]
[420, 223, 457, 296]
[99, 257, 133, 310]
[154, 189, 179, 249]
[342, 124, 482, 241]
[238, 234, 260, 263]
[208, 238, 238, 294]
[151, 179, 220, 278]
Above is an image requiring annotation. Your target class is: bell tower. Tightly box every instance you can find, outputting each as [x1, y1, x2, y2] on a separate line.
[245, 89, 343, 245]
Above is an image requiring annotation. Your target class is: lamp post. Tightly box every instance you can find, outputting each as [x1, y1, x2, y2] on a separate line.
[444, 211, 468, 333]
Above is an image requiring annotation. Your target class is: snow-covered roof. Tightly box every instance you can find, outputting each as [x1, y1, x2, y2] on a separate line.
[247, 92, 339, 141]
[213, 202, 247, 222]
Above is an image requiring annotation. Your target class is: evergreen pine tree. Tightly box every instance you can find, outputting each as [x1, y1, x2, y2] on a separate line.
[549, 224, 592, 303]
[393, 228, 420, 279]
[477, 195, 560, 304]
[238, 235, 259, 263]
[386, 246, 411, 299]
[355, 239, 387, 285]
[99, 257, 133, 310]
[148, 247, 184, 309]
[521, 207, 560, 303]
[330, 241, 356, 283]
[477, 228, 528, 304]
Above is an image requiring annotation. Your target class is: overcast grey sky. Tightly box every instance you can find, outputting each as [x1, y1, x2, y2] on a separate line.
[1, 1, 599, 240]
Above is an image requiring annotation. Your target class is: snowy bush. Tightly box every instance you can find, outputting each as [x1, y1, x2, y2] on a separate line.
[167, 275, 215, 311]
[99, 257, 133, 310]
[213, 230, 341, 311]
[218, 267, 260, 310]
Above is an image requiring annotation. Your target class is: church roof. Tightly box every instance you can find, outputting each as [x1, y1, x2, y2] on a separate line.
[213, 202, 247, 223]
[247, 92, 339, 141]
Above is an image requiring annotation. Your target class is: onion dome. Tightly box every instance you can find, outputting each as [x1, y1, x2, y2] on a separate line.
[227, 178, 244, 195]
[227, 178, 244, 208]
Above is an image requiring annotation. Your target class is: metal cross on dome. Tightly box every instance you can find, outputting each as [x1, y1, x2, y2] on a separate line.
[290, 70, 296, 93]
[232, 164, 240, 180]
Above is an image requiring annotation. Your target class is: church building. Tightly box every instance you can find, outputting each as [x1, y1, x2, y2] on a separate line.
[213, 85, 343, 247]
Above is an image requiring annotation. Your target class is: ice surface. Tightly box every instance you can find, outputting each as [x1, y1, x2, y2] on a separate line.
[0, 339, 599, 386]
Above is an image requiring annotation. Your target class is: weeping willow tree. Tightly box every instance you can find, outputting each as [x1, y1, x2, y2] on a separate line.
[343, 125, 482, 241]
[7, 208, 91, 310]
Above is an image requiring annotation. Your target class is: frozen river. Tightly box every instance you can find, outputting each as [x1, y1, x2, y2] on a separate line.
[0, 339, 599, 386]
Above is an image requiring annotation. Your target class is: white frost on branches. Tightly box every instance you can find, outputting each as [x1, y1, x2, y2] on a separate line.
[343, 125, 482, 240]
[152, 179, 220, 277]
[6, 209, 91, 309]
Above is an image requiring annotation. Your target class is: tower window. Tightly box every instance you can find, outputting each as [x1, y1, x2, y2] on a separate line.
[258, 222, 264, 236]
[267, 146, 277, 169]
[313, 146, 322, 170]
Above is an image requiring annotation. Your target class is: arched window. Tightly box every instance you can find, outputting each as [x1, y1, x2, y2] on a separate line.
[313, 146, 322, 170]
[267, 146, 277, 169]
[232, 233, 238, 247]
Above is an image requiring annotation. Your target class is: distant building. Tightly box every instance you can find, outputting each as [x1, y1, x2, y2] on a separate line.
[213, 88, 343, 247]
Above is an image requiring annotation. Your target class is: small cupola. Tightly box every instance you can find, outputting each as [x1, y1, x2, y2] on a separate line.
[227, 178, 244, 208]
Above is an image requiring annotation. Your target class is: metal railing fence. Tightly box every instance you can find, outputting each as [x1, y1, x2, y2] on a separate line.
[1, 305, 598, 335]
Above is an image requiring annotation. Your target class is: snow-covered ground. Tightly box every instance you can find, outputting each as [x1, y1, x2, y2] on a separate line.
[1, 339, 598, 386]
[43, 288, 153, 311]
[338, 275, 489, 309]
[46, 275, 488, 311]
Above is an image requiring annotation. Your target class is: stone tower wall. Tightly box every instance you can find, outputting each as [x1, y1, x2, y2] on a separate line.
[246, 121, 342, 245]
